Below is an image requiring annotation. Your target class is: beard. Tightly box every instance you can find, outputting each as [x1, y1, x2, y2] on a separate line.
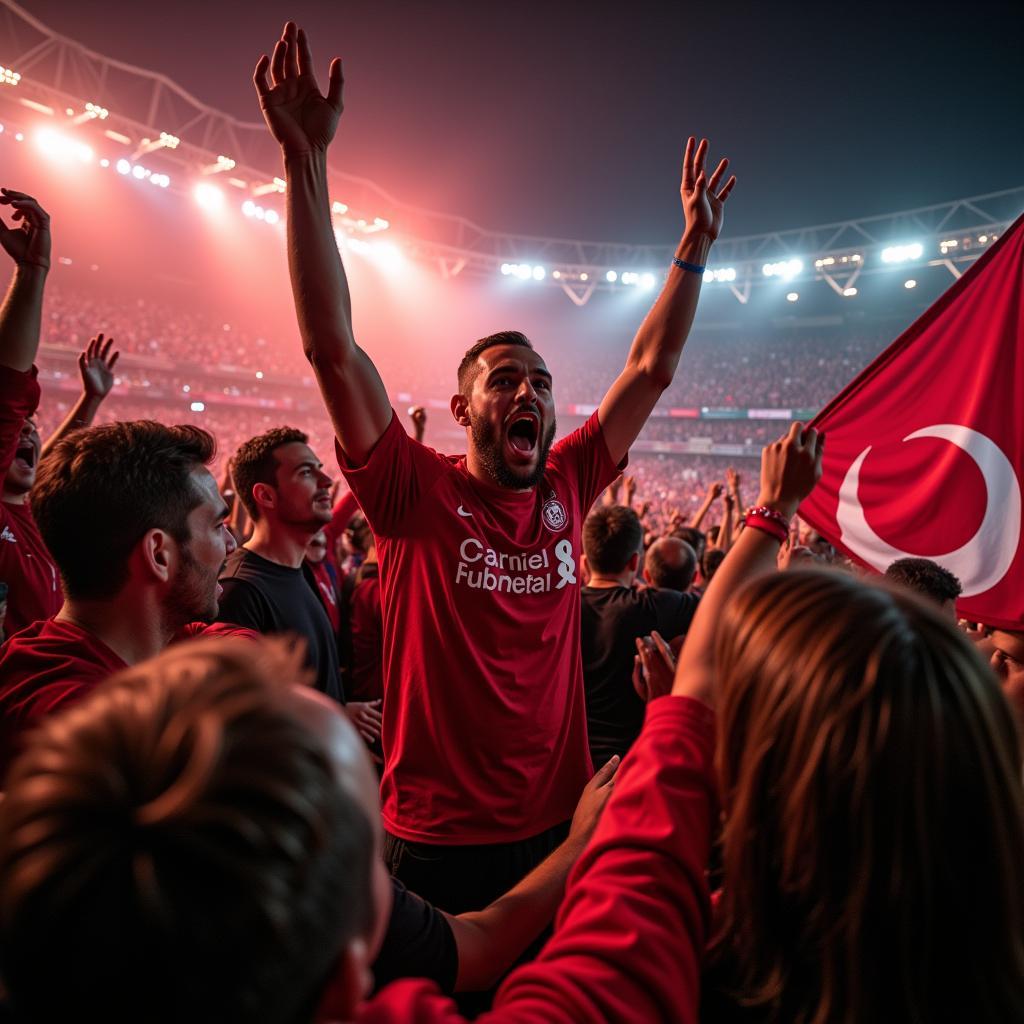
[165, 543, 220, 627]
[469, 410, 557, 490]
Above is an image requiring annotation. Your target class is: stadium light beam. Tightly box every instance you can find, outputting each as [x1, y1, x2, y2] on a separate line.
[35, 128, 93, 164]
[193, 182, 225, 211]
[880, 242, 923, 264]
[762, 258, 803, 279]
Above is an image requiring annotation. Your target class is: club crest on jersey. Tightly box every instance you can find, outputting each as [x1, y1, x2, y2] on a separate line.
[542, 495, 568, 532]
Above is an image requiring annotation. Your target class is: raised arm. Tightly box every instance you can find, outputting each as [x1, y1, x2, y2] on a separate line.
[690, 480, 722, 529]
[597, 138, 736, 464]
[41, 333, 119, 457]
[253, 22, 392, 464]
[0, 189, 50, 372]
[673, 423, 823, 707]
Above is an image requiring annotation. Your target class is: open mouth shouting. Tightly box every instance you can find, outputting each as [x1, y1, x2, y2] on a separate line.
[13, 439, 37, 474]
[504, 410, 540, 463]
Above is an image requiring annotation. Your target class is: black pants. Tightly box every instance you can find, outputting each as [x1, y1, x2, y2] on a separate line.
[384, 819, 571, 915]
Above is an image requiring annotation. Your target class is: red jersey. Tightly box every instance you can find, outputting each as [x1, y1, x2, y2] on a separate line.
[0, 617, 126, 780]
[307, 558, 342, 634]
[348, 566, 382, 702]
[340, 410, 619, 844]
[0, 365, 60, 637]
[340, 698, 717, 1024]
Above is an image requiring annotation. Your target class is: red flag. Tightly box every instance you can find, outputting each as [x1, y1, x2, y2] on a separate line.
[800, 213, 1024, 629]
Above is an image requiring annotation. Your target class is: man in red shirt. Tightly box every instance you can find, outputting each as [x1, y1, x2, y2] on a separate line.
[0, 191, 120, 637]
[254, 22, 736, 909]
[0, 418, 238, 779]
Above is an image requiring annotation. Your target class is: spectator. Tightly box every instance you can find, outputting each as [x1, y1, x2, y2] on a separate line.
[673, 422, 1024, 1023]
[254, 20, 736, 911]
[0, 419, 236, 779]
[885, 556, 962, 619]
[644, 536, 698, 592]
[581, 505, 698, 766]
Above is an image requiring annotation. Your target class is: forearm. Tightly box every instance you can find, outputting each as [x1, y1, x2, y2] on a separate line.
[625, 231, 710, 389]
[283, 151, 391, 462]
[690, 493, 715, 529]
[674, 523, 781, 704]
[0, 265, 47, 371]
[446, 839, 580, 992]
[41, 392, 103, 457]
[285, 150, 355, 355]
[718, 507, 734, 551]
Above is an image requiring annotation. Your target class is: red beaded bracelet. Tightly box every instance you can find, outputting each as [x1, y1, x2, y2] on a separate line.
[744, 505, 791, 544]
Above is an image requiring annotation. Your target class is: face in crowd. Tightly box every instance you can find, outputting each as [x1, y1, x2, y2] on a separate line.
[5, 417, 41, 496]
[454, 341, 557, 490]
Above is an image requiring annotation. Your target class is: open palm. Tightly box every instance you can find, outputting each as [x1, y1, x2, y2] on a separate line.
[680, 137, 736, 241]
[254, 22, 343, 155]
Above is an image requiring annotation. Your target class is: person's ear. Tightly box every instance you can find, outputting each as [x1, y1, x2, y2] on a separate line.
[140, 528, 174, 583]
[581, 553, 591, 578]
[628, 551, 640, 574]
[252, 482, 277, 513]
[451, 392, 471, 429]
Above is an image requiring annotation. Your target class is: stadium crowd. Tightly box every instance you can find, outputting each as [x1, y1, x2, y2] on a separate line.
[0, 21, 1022, 1024]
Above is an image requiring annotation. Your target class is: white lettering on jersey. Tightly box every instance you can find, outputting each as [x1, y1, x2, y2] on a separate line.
[457, 505, 473, 518]
[455, 537, 575, 595]
[0, 526, 15, 544]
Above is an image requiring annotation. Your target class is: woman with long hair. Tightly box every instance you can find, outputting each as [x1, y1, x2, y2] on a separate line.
[673, 423, 1024, 1023]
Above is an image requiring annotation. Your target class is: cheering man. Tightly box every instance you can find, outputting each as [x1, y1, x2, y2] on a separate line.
[254, 21, 735, 910]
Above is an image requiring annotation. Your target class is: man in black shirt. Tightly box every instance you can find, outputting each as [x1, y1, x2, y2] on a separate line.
[580, 505, 698, 767]
[219, 427, 381, 742]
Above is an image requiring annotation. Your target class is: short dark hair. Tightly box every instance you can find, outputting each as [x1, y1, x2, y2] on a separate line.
[647, 537, 698, 591]
[232, 427, 308, 521]
[702, 547, 726, 585]
[32, 422, 216, 601]
[885, 557, 963, 606]
[0, 638, 375, 1024]
[583, 505, 643, 575]
[457, 330, 533, 395]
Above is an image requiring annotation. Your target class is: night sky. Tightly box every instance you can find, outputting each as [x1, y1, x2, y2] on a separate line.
[19, 0, 1024, 246]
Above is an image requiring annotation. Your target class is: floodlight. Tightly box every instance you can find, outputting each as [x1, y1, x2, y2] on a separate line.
[35, 128, 93, 164]
[606, 270, 618, 283]
[116, 158, 131, 175]
[880, 242, 923, 264]
[190, 401, 206, 412]
[786, 292, 799, 302]
[640, 273, 656, 289]
[904, 279, 917, 289]
[762, 258, 802, 279]
[193, 182, 225, 211]
[264, 209, 280, 225]
[843, 287, 858, 297]
[532, 265, 546, 281]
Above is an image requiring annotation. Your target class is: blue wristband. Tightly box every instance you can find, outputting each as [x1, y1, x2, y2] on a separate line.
[672, 256, 706, 274]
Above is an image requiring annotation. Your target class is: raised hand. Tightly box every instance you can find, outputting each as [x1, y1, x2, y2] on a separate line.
[680, 137, 736, 241]
[567, 754, 620, 852]
[707, 481, 724, 501]
[407, 405, 427, 442]
[633, 631, 677, 702]
[0, 189, 51, 269]
[726, 466, 740, 494]
[253, 22, 343, 155]
[78, 332, 119, 399]
[757, 422, 825, 519]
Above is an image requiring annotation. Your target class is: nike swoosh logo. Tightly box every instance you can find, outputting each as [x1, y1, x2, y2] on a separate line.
[457, 505, 473, 518]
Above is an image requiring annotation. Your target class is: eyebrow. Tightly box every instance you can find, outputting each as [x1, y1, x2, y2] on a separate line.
[487, 363, 552, 382]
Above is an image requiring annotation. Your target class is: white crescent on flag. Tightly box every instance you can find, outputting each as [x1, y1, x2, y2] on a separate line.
[836, 424, 1022, 597]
